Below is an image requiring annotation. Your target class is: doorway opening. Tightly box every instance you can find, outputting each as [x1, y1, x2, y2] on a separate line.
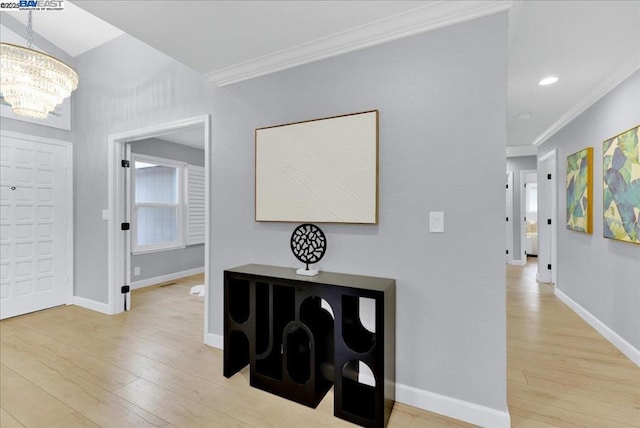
[520, 170, 538, 261]
[107, 115, 211, 343]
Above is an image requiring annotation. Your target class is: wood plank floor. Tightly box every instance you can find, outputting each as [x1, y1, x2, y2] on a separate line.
[507, 259, 639, 427]
[1, 262, 638, 427]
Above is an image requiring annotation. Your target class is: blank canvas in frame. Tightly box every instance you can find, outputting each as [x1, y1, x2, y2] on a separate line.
[256, 110, 378, 223]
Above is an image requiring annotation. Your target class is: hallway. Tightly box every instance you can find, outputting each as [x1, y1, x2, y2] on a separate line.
[507, 260, 640, 427]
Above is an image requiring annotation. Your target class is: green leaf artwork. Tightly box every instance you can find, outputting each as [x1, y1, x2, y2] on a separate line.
[603, 125, 640, 244]
[566, 147, 593, 233]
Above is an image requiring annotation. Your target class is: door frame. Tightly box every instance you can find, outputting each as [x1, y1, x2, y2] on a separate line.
[537, 149, 557, 284]
[506, 170, 514, 264]
[0, 130, 74, 308]
[107, 115, 211, 343]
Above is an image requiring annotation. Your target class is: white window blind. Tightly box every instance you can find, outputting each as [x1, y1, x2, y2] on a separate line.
[132, 154, 185, 253]
[186, 165, 205, 245]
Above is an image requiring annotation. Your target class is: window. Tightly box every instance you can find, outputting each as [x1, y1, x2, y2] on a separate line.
[132, 154, 186, 253]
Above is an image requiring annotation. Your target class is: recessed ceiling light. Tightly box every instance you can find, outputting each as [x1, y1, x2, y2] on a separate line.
[517, 113, 532, 120]
[539, 76, 559, 86]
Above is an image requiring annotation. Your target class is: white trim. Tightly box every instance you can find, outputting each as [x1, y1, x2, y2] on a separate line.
[533, 62, 639, 147]
[506, 171, 514, 264]
[537, 149, 557, 284]
[0, 131, 74, 308]
[65, 137, 74, 305]
[507, 144, 537, 158]
[396, 383, 510, 428]
[73, 296, 112, 315]
[206, 1, 513, 86]
[131, 267, 205, 290]
[555, 288, 640, 366]
[205, 333, 223, 349]
[107, 115, 211, 346]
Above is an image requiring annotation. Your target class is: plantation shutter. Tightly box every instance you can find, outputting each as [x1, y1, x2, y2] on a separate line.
[186, 164, 205, 245]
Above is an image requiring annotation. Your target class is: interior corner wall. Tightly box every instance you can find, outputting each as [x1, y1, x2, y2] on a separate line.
[72, 34, 216, 303]
[538, 70, 640, 352]
[210, 12, 508, 417]
[506, 156, 537, 260]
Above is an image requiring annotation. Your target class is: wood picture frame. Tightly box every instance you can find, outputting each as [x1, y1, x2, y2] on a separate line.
[566, 147, 593, 233]
[603, 125, 640, 244]
[255, 110, 379, 224]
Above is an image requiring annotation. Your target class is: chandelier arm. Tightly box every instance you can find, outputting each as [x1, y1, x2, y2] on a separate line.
[27, 11, 33, 48]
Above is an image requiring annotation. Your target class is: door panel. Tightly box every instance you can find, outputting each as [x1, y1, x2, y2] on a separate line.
[0, 136, 68, 319]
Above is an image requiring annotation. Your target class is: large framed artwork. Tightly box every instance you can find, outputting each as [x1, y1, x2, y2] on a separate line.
[255, 110, 378, 224]
[603, 125, 640, 244]
[566, 147, 593, 233]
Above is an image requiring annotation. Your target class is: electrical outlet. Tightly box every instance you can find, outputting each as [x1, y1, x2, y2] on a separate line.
[134, 267, 140, 276]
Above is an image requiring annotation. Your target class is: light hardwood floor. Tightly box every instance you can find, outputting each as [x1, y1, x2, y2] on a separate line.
[1, 263, 638, 427]
[507, 259, 639, 427]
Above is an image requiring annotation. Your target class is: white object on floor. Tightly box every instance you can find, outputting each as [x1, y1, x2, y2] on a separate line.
[190, 284, 205, 297]
[296, 268, 318, 276]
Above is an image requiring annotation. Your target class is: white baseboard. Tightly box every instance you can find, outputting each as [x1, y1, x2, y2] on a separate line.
[73, 296, 112, 315]
[396, 383, 510, 427]
[131, 267, 205, 290]
[208, 328, 510, 426]
[555, 288, 640, 366]
[205, 332, 223, 349]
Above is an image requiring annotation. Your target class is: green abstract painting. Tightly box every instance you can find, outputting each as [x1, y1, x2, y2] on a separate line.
[603, 125, 640, 244]
[566, 147, 593, 233]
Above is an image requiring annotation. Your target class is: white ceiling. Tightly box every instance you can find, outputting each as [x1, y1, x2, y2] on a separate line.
[507, 0, 639, 150]
[2, 1, 638, 151]
[4, 1, 123, 57]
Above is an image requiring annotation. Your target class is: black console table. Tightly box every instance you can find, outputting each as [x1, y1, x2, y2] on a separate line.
[223, 264, 395, 428]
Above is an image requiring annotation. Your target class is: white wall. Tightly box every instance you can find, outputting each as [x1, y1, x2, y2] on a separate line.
[210, 12, 509, 421]
[72, 34, 216, 302]
[538, 70, 640, 355]
[67, 12, 509, 425]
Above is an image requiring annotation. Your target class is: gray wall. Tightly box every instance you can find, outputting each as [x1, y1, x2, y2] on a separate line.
[210, 13, 508, 411]
[0, 13, 74, 142]
[538, 70, 640, 350]
[73, 34, 215, 302]
[71, 13, 508, 415]
[131, 137, 205, 167]
[130, 138, 205, 282]
[506, 156, 537, 260]
[131, 246, 204, 283]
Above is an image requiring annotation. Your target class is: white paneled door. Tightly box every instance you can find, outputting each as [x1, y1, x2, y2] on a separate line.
[0, 134, 71, 319]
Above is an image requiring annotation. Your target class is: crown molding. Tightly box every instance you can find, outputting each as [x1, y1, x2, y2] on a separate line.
[207, 1, 513, 86]
[533, 60, 640, 147]
[506, 144, 537, 158]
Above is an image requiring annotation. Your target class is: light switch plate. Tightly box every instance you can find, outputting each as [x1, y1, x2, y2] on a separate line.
[102, 209, 109, 220]
[429, 211, 444, 233]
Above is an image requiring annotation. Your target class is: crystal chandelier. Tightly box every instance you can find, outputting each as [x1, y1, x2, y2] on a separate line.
[0, 11, 78, 119]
